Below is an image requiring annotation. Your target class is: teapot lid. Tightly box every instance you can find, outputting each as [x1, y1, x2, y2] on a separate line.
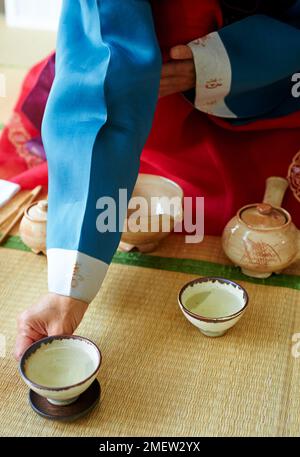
[26, 200, 48, 222]
[240, 203, 288, 229]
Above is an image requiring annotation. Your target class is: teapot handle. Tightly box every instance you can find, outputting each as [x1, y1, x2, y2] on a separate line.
[263, 176, 289, 208]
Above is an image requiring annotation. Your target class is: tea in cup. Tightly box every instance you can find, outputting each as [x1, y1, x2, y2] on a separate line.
[19, 335, 102, 406]
[178, 277, 249, 337]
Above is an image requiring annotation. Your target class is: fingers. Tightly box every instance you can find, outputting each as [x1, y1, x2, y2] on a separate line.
[161, 61, 181, 78]
[14, 294, 89, 361]
[14, 310, 45, 361]
[159, 78, 194, 98]
[160, 61, 196, 98]
[14, 334, 36, 361]
[159, 44, 195, 97]
[161, 60, 195, 79]
[170, 45, 193, 60]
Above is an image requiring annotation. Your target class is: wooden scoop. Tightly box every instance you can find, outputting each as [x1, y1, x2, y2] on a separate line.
[0, 186, 42, 245]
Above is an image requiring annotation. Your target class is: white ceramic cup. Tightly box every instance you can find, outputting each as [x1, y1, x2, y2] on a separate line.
[19, 335, 102, 406]
[178, 277, 249, 337]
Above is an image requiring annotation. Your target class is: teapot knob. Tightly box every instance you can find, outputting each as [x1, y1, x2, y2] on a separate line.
[257, 203, 272, 215]
[37, 200, 48, 212]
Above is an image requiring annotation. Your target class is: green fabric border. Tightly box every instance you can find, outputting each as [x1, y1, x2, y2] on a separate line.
[113, 251, 300, 291]
[0, 234, 31, 252]
[1, 234, 299, 291]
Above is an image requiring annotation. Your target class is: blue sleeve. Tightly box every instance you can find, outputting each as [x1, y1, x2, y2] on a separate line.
[188, 3, 300, 123]
[42, 0, 161, 302]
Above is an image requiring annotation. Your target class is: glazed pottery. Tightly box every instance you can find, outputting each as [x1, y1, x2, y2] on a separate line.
[119, 174, 183, 253]
[19, 200, 48, 254]
[19, 335, 102, 406]
[222, 177, 300, 278]
[178, 277, 249, 337]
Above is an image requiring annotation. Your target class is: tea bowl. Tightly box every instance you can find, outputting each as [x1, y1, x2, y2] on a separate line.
[178, 277, 249, 337]
[119, 173, 183, 253]
[19, 335, 102, 406]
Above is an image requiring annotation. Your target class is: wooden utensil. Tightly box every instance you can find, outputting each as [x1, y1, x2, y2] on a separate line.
[0, 191, 38, 229]
[0, 186, 42, 245]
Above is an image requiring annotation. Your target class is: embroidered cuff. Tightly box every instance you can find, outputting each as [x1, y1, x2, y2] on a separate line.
[188, 33, 236, 118]
[47, 248, 109, 303]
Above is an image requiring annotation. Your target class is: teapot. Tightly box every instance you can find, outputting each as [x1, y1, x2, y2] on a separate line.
[222, 177, 300, 278]
[19, 200, 48, 254]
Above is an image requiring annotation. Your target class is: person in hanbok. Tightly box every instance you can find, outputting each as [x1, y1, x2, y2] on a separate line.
[12, 0, 300, 358]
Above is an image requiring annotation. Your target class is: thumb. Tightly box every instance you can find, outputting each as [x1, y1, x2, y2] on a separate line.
[170, 45, 193, 60]
[47, 318, 75, 337]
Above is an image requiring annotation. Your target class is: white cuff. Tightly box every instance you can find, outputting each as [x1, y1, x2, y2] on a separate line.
[0, 180, 20, 207]
[47, 249, 109, 303]
[188, 33, 236, 118]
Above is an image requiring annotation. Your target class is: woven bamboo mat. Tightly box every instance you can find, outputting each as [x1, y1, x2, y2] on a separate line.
[0, 233, 300, 437]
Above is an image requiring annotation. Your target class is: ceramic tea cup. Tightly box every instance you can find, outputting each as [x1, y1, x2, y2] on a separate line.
[178, 277, 249, 337]
[19, 335, 102, 406]
[119, 173, 183, 253]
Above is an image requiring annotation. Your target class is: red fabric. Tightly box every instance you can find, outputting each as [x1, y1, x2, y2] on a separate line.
[0, 58, 49, 189]
[140, 0, 300, 234]
[151, 0, 223, 61]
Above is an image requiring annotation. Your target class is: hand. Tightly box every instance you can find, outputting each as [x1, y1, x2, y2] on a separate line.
[15, 293, 88, 360]
[159, 45, 196, 98]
